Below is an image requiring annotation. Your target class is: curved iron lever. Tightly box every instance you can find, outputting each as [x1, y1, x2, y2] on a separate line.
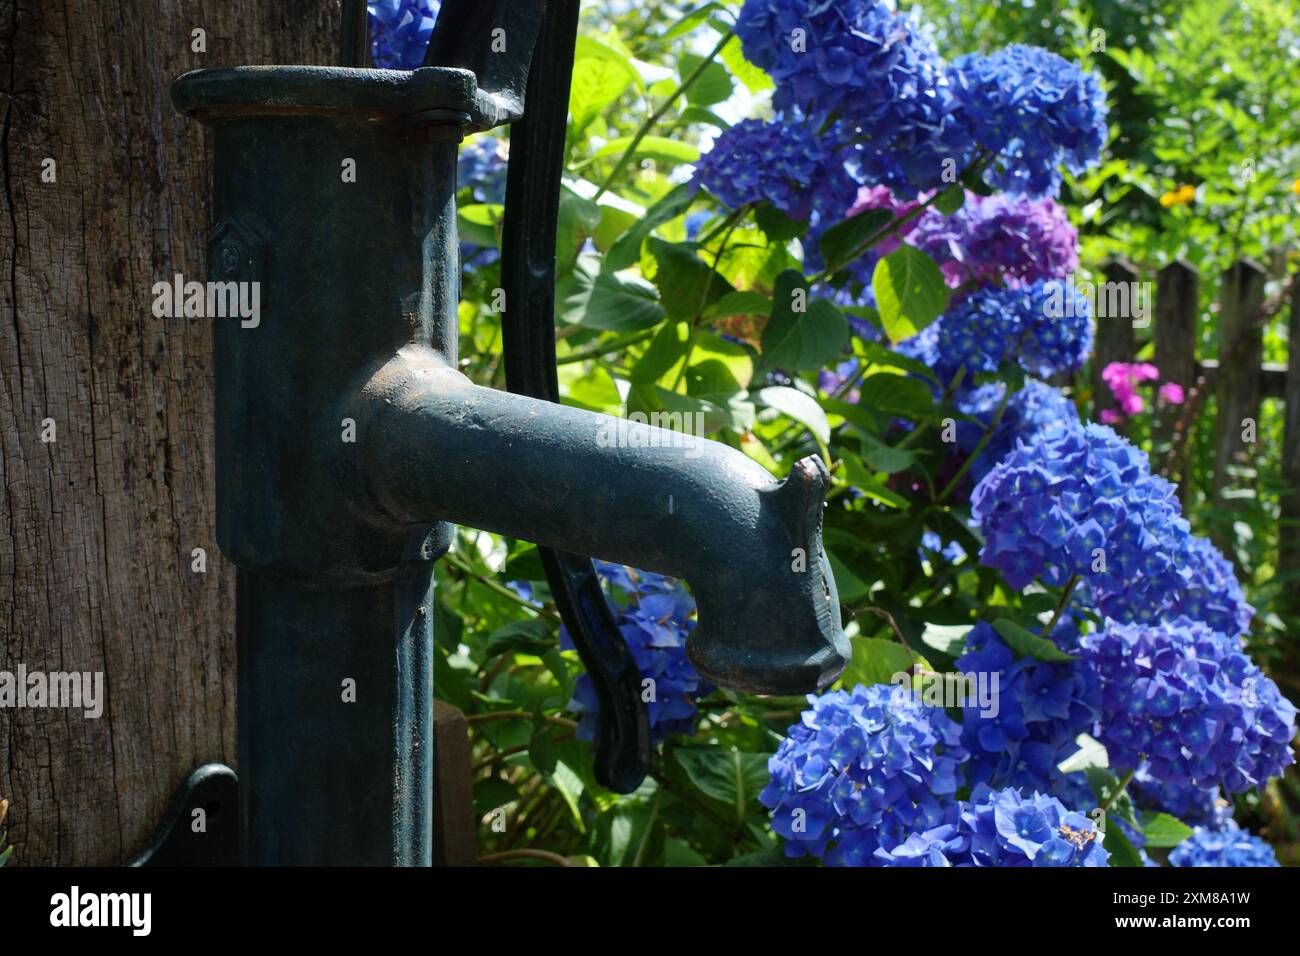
[427, 0, 652, 793]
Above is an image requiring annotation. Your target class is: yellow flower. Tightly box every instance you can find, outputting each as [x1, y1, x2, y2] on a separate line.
[1160, 184, 1196, 208]
[1292, 178, 1300, 195]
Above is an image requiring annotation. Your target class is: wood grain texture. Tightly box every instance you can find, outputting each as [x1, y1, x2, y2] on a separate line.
[1, 0, 339, 865]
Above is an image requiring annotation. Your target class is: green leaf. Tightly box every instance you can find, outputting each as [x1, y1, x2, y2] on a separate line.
[561, 363, 622, 412]
[631, 320, 692, 384]
[559, 256, 665, 332]
[474, 778, 521, 817]
[627, 384, 729, 435]
[1086, 768, 1140, 829]
[705, 290, 771, 319]
[857, 431, 916, 474]
[673, 749, 769, 825]
[826, 549, 871, 603]
[1103, 817, 1144, 867]
[680, 52, 733, 107]
[872, 244, 949, 344]
[557, 187, 601, 275]
[602, 786, 665, 867]
[841, 637, 914, 689]
[569, 36, 641, 134]
[818, 207, 892, 271]
[664, 838, 709, 867]
[919, 623, 973, 658]
[933, 184, 966, 216]
[855, 372, 936, 419]
[649, 238, 735, 321]
[756, 386, 830, 444]
[719, 34, 774, 94]
[991, 619, 1077, 662]
[759, 270, 850, 372]
[458, 203, 503, 249]
[485, 619, 554, 659]
[530, 726, 559, 776]
[593, 135, 701, 165]
[752, 204, 805, 243]
[1140, 812, 1194, 849]
[663, 3, 728, 40]
[605, 184, 694, 272]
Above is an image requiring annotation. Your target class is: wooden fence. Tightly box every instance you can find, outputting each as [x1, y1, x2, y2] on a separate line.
[1087, 257, 1300, 629]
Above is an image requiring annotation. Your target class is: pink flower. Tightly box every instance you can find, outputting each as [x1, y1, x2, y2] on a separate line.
[1158, 382, 1185, 405]
[1101, 362, 1163, 421]
[1099, 408, 1121, 424]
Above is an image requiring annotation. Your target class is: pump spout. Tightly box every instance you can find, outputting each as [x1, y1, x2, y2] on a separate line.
[357, 346, 849, 695]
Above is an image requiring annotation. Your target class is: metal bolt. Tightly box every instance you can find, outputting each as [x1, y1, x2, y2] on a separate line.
[221, 239, 243, 275]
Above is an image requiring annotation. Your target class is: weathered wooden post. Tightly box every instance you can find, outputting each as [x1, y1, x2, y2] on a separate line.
[1090, 260, 1140, 429]
[1153, 260, 1199, 452]
[1211, 260, 1267, 561]
[1279, 277, 1300, 623]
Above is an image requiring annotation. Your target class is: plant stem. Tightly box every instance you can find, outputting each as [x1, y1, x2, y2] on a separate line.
[594, 30, 733, 201]
[443, 552, 561, 623]
[936, 377, 1013, 501]
[557, 328, 657, 365]
[1043, 575, 1080, 637]
[467, 711, 579, 730]
[1100, 767, 1136, 814]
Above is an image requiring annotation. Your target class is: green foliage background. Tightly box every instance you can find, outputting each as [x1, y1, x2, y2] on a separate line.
[441, 0, 1300, 866]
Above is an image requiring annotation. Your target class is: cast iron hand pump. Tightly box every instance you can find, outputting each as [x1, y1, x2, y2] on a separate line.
[156, 0, 848, 866]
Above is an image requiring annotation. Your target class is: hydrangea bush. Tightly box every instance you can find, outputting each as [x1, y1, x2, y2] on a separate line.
[374, 0, 1298, 867]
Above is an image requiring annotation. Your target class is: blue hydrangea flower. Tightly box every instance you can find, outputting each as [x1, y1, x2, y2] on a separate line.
[1078, 616, 1297, 793]
[458, 136, 508, 204]
[1167, 536, 1254, 638]
[920, 530, 967, 564]
[456, 136, 508, 268]
[955, 622, 1100, 804]
[735, 1, 962, 196]
[369, 0, 440, 70]
[970, 422, 1192, 618]
[1168, 819, 1280, 867]
[760, 683, 966, 864]
[955, 379, 1080, 487]
[562, 562, 711, 745]
[948, 44, 1108, 197]
[1130, 764, 1232, 831]
[694, 117, 857, 221]
[954, 784, 1109, 867]
[898, 280, 1092, 384]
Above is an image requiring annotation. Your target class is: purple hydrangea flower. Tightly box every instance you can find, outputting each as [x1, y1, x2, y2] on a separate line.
[563, 562, 711, 745]
[948, 44, 1108, 197]
[1168, 819, 1280, 867]
[369, 0, 440, 70]
[1078, 616, 1297, 793]
[845, 188, 1079, 290]
[955, 621, 1100, 803]
[760, 683, 966, 864]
